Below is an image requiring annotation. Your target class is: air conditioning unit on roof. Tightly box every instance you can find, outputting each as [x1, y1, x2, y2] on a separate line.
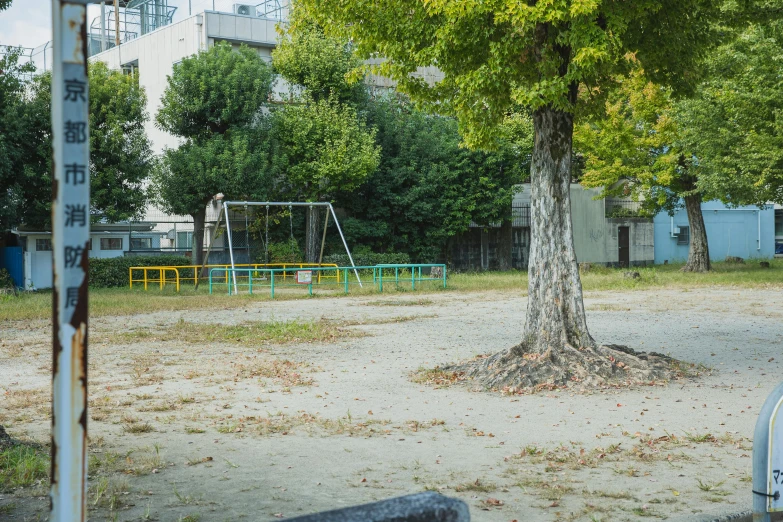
[233, 4, 256, 16]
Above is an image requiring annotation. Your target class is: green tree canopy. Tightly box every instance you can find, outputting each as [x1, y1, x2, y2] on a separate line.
[0, 57, 153, 229]
[266, 96, 380, 202]
[155, 42, 275, 265]
[156, 42, 273, 140]
[272, 15, 366, 106]
[678, 24, 783, 207]
[336, 95, 530, 262]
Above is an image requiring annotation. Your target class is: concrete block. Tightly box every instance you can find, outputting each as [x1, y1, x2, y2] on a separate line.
[286, 492, 470, 522]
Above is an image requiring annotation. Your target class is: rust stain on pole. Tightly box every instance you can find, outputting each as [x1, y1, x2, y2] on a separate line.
[50, 1, 90, 520]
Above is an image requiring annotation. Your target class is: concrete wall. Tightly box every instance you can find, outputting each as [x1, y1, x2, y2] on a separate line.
[654, 201, 775, 264]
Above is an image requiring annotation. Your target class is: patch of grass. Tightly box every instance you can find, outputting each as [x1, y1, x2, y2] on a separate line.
[185, 427, 205, 434]
[122, 418, 155, 434]
[697, 479, 725, 492]
[455, 478, 497, 493]
[0, 502, 16, 515]
[410, 367, 468, 388]
[365, 298, 434, 306]
[4, 261, 782, 322]
[103, 318, 355, 347]
[90, 476, 129, 510]
[233, 358, 314, 387]
[0, 442, 49, 491]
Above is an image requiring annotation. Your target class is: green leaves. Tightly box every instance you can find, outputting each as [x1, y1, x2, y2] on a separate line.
[297, 0, 728, 148]
[272, 17, 366, 105]
[156, 42, 273, 140]
[677, 25, 783, 206]
[266, 96, 380, 202]
[0, 57, 153, 229]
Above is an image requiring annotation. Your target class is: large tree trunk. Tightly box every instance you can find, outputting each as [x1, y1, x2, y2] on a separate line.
[681, 193, 711, 272]
[305, 206, 320, 263]
[446, 107, 675, 390]
[191, 206, 206, 267]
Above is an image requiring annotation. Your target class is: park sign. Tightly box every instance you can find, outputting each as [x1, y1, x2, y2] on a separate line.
[754, 381, 783, 518]
[296, 270, 313, 285]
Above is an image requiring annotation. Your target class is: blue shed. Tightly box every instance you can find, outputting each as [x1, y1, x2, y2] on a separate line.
[653, 201, 775, 264]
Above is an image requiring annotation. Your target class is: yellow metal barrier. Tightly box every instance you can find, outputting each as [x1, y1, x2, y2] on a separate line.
[129, 263, 339, 291]
[128, 266, 181, 292]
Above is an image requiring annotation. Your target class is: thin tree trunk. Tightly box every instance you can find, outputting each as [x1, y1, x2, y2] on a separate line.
[191, 207, 206, 267]
[682, 193, 710, 272]
[305, 206, 320, 263]
[447, 106, 675, 390]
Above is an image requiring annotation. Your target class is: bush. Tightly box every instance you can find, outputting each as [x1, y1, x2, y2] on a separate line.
[265, 239, 303, 263]
[0, 269, 15, 290]
[90, 255, 191, 288]
[322, 251, 411, 267]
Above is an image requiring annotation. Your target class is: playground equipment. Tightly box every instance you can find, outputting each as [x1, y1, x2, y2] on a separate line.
[200, 201, 362, 294]
[207, 264, 448, 298]
[129, 263, 340, 292]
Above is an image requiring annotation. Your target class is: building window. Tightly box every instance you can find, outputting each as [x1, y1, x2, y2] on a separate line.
[177, 231, 193, 250]
[130, 237, 152, 250]
[677, 226, 690, 245]
[36, 238, 52, 251]
[100, 238, 122, 250]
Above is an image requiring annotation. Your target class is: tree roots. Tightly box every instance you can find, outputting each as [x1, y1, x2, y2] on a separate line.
[443, 341, 679, 392]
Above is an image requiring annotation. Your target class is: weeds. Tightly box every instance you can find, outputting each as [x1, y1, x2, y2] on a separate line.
[0, 442, 49, 491]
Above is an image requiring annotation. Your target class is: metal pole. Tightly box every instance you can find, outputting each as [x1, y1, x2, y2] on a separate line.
[50, 0, 90, 520]
[113, 0, 120, 46]
[100, 2, 106, 52]
[224, 202, 238, 294]
[327, 203, 362, 287]
[195, 204, 224, 290]
[753, 380, 783, 521]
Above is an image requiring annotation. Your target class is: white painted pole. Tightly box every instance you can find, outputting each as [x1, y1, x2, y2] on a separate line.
[50, 1, 90, 520]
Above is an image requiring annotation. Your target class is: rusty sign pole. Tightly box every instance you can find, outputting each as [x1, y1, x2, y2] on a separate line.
[50, 0, 90, 520]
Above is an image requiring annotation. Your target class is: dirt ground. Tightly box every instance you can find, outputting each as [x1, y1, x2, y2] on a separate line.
[2, 286, 782, 521]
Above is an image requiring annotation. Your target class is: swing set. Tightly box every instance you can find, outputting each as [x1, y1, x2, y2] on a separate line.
[197, 201, 362, 294]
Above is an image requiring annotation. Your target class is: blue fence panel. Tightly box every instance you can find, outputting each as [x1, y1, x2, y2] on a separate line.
[0, 246, 24, 288]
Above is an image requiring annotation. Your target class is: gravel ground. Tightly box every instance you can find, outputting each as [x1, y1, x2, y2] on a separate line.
[1, 286, 782, 521]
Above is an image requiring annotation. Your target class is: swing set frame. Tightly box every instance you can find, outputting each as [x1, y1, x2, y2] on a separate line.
[198, 201, 362, 294]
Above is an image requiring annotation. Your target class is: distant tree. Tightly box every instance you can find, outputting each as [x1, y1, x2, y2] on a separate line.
[0, 57, 152, 230]
[677, 25, 783, 208]
[266, 96, 379, 261]
[270, 24, 378, 263]
[272, 14, 366, 106]
[0, 0, 11, 11]
[335, 95, 530, 263]
[152, 129, 268, 246]
[156, 42, 274, 265]
[579, 26, 783, 272]
[576, 69, 713, 272]
[0, 47, 39, 231]
[297, 0, 748, 388]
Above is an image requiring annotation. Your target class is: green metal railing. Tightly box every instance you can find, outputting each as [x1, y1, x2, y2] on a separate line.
[208, 264, 447, 298]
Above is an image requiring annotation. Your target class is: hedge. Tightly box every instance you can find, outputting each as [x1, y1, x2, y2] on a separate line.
[90, 255, 191, 288]
[322, 252, 411, 267]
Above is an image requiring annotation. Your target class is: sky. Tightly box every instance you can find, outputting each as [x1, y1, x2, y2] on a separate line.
[0, 0, 240, 49]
